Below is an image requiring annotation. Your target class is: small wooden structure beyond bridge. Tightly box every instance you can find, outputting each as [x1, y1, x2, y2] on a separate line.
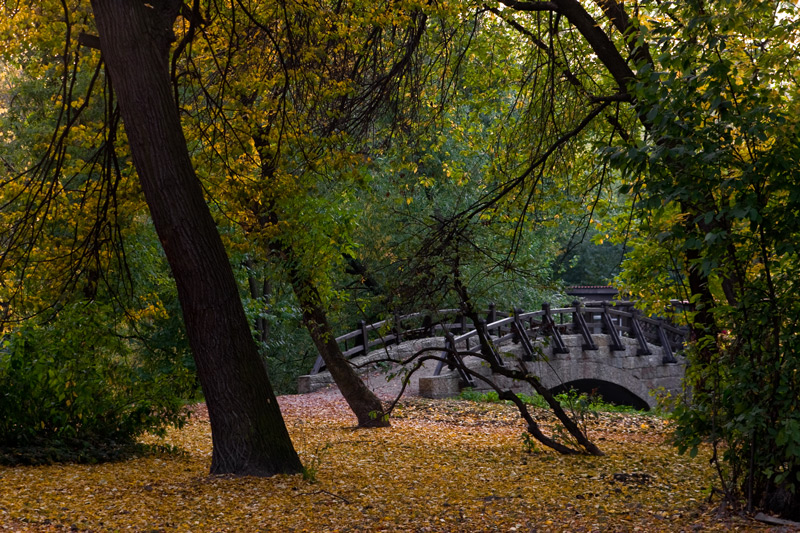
[299, 301, 689, 410]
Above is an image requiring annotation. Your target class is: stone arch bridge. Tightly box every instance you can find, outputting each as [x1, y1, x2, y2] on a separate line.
[299, 301, 688, 410]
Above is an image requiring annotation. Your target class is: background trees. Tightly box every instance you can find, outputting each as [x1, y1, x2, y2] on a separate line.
[0, 3, 196, 462]
[612, 1, 800, 515]
[1, 0, 304, 475]
[493, 0, 800, 516]
[2, 0, 799, 517]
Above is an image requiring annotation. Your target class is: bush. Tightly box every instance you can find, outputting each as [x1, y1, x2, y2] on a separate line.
[0, 302, 195, 464]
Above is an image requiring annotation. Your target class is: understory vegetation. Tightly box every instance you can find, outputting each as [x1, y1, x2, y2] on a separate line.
[458, 388, 649, 415]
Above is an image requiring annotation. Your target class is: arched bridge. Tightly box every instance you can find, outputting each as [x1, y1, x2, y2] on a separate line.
[299, 301, 688, 410]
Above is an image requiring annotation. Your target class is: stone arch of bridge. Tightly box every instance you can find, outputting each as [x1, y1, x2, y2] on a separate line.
[482, 347, 667, 410]
[549, 379, 652, 411]
[533, 356, 659, 409]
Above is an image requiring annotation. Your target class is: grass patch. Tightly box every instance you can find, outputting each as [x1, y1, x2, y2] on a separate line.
[458, 387, 650, 414]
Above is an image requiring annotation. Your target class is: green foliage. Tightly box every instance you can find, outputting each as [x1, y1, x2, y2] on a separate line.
[559, 234, 625, 287]
[234, 259, 318, 394]
[2, 1, 797, 515]
[301, 443, 331, 483]
[349, 6, 629, 316]
[0, 302, 195, 465]
[602, 0, 800, 515]
[0, 3, 202, 459]
[258, 299, 317, 395]
[459, 388, 503, 403]
[520, 431, 539, 454]
[668, 332, 800, 514]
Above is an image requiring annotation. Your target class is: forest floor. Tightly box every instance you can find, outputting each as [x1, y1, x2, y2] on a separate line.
[0, 379, 796, 532]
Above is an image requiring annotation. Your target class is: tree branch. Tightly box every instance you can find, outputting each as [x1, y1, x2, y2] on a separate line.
[501, 0, 637, 92]
[592, 0, 653, 68]
[499, 0, 560, 12]
[78, 31, 101, 50]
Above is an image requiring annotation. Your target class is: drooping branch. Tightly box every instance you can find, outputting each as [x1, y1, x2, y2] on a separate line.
[369, 344, 603, 456]
[499, 0, 636, 93]
[462, 99, 612, 219]
[0, 22, 136, 322]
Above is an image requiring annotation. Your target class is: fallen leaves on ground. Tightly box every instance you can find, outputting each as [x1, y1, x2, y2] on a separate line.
[0, 396, 779, 532]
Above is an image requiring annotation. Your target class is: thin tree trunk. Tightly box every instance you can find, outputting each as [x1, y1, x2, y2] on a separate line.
[90, 0, 302, 476]
[245, 259, 271, 344]
[249, 117, 386, 428]
[453, 261, 602, 455]
[288, 260, 389, 428]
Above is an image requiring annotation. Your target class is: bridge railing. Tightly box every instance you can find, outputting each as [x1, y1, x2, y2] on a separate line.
[430, 301, 688, 384]
[309, 304, 509, 374]
[309, 300, 688, 375]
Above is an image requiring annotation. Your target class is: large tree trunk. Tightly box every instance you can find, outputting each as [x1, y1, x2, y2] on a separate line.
[90, 0, 302, 476]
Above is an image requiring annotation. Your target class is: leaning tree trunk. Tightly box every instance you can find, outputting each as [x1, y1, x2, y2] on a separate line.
[288, 263, 389, 428]
[452, 262, 602, 455]
[90, 0, 302, 476]
[249, 120, 387, 428]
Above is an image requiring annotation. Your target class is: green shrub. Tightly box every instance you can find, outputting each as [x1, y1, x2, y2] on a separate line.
[459, 388, 501, 403]
[0, 302, 195, 464]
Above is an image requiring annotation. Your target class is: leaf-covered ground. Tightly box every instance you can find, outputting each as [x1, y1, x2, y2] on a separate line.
[0, 395, 783, 532]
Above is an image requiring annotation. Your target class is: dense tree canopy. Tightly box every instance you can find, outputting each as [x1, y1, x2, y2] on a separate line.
[1, 0, 799, 517]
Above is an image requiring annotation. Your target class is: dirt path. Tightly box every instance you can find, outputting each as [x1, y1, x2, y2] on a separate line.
[278, 358, 441, 421]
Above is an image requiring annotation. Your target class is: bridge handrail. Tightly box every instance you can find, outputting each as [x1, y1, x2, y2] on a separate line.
[312, 306, 504, 373]
[575, 304, 687, 335]
[636, 315, 688, 336]
[310, 300, 688, 374]
[449, 306, 575, 346]
[433, 301, 687, 376]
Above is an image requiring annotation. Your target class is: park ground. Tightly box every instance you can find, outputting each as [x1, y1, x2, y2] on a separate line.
[0, 384, 796, 532]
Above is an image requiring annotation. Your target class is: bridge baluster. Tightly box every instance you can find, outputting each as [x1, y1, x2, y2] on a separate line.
[657, 320, 678, 364]
[486, 303, 497, 335]
[630, 309, 652, 356]
[542, 303, 569, 354]
[422, 315, 433, 337]
[433, 333, 452, 376]
[433, 331, 475, 387]
[513, 308, 536, 361]
[393, 312, 402, 345]
[477, 319, 505, 367]
[310, 353, 325, 374]
[601, 301, 625, 352]
[358, 319, 369, 355]
[572, 300, 598, 351]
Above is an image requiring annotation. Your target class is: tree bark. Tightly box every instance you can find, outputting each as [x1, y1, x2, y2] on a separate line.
[89, 0, 302, 476]
[288, 260, 389, 428]
[249, 123, 388, 428]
